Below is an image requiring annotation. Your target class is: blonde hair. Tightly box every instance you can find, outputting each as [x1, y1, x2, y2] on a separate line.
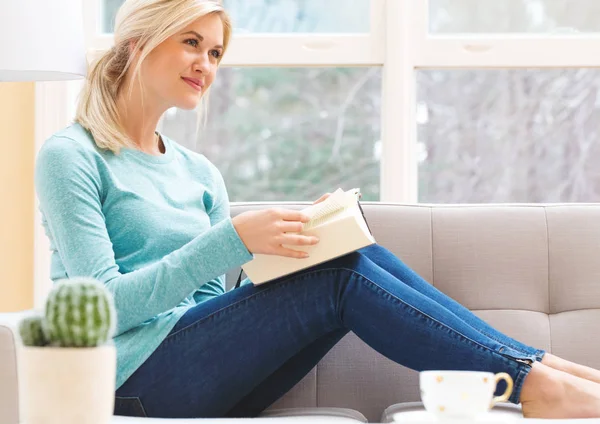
[76, 0, 231, 154]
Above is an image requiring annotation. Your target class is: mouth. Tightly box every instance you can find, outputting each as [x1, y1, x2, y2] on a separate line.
[182, 77, 203, 92]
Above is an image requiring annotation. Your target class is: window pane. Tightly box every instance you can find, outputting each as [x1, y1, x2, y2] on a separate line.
[224, 0, 370, 33]
[102, 0, 124, 33]
[160, 68, 381, 202]
[103, 0, 370, 34]
[417, 69, 600, 203]
[430, 0, 600, 34]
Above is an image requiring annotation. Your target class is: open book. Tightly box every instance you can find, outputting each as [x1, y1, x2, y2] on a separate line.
[240, 188, 376, 286]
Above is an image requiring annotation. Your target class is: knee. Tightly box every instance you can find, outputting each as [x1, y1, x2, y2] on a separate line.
[358, 243, 388, 259]
[327, 250, 371, 272]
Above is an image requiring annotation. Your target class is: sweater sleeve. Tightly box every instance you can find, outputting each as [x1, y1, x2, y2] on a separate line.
[35, 137, 253, 336]
[204, 159, 250, 291]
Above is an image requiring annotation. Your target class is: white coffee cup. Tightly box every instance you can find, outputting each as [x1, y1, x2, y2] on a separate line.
[419, 370, 514, 420]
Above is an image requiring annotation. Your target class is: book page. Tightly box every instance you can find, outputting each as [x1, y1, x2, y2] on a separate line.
[301, 188, 360, 232]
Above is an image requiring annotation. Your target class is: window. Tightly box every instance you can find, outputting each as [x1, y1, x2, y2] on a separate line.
[162, 67, 381, 201]
[417, 69, 600, 203]
[102, 0, 123, 33]
[429, 0, 600, 34]
[103, 0, 371, 34]
[223, 0, 371, 33]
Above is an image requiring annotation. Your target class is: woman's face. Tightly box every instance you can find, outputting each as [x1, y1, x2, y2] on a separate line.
[140, 13, 224, 111]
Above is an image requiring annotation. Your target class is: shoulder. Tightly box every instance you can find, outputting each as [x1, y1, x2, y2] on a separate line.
[37, 123, 110, 170]
[38, 123, 101, 163]
[35, 123, 105, 188]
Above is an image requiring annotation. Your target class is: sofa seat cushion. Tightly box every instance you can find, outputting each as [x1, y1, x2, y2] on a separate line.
[112, 407, 367, 423]
[380, 401, 523, 422]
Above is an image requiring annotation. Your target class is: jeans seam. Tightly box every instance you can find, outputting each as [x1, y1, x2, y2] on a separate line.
[476, 328, 538, 356]
[535, 349, 546, 362]
[478, 329, 519, 350]
[466, 322, 545, 362]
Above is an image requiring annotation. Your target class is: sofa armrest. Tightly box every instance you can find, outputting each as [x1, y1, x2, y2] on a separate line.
[0, 311, 35, 424]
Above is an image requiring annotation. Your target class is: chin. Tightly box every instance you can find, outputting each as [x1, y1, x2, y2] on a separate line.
[176, 98, 202, 110]
[178, 103, 199, 111]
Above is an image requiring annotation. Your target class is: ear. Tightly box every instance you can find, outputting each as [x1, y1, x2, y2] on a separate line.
[128, 40, 137, 55]
[128, 38, 145, 56]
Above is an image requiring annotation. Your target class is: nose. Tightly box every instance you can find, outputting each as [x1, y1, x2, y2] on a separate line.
[193, 53, 211, 75]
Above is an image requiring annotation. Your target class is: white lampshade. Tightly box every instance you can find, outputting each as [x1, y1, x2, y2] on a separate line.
[0, 0, 87, 81]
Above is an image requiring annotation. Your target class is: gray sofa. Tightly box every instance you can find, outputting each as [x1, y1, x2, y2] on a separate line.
[2, 202, 600, 423]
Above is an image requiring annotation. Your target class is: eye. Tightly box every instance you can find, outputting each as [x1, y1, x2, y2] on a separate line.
[184, 38, 199, 48]
[210, 50, 222, 59]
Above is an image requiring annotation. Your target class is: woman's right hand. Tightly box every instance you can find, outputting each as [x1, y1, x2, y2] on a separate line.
[232, 208, 319, 258]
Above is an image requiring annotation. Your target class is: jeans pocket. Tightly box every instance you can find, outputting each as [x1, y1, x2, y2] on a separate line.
[114, 396, 147, 417]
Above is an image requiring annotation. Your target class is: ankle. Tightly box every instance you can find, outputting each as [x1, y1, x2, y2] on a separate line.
[520, 362, 565, 404]
[541, 353, 563, 370]
[542, 352, 600, 382]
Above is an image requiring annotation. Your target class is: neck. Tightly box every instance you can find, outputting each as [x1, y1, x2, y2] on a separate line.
[116, 81, 168, 155]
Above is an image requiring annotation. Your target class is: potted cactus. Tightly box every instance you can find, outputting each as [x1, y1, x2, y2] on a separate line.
[18, 278, 117, 424]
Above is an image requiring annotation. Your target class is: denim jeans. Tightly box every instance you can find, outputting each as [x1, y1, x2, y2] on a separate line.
[114, 244, 544, 418]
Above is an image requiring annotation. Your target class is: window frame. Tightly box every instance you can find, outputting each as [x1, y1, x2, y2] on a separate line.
[417, 0, 600, 68]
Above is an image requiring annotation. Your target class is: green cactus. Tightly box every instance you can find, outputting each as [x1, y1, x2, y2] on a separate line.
[42, 278, 116, 347]
[18, 314, 47, 347]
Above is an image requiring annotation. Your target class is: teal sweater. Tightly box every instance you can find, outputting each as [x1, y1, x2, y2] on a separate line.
[34, 123, 253, 389]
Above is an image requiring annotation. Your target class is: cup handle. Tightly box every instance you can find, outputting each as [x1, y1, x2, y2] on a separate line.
[491, 373, 514, 406]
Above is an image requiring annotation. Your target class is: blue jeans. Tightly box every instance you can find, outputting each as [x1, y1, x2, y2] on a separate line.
[114, 244, 544, 418]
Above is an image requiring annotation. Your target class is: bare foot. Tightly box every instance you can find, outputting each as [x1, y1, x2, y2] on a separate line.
[520, 362, 600, 418]
[542, 352, 600, 384]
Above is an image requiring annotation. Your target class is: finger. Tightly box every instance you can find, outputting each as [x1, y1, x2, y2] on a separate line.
[312, 193, 331, 205]
[279, 209, 311, 223]
[274, 246, 310, 259]
[313, 194, 328, 204]
[279, 220, 305, 233]
[282, 234, 319, 246]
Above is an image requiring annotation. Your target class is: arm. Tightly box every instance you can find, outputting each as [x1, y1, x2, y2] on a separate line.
[195, 158, 246, 297]
[35, 137, 252, 336]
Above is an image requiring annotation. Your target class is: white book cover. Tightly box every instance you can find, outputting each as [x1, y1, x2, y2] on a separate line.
[241, 188, 376, 285]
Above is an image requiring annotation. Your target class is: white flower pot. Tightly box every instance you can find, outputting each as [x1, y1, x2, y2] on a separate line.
[19, 345, 116, 424]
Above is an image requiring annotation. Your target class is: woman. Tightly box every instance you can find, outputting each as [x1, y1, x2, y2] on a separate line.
[34, 0, 600, 419]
